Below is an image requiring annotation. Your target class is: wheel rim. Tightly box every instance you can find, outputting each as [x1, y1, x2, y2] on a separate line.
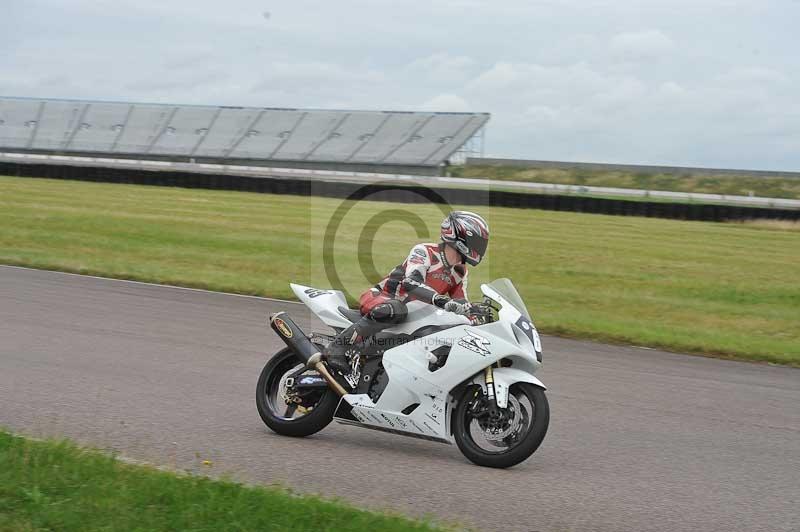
[264, 357, 325, 421]
[465, 387, 536, 454]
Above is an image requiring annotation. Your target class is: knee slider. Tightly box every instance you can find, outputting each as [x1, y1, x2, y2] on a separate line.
[368, 300, 407, 324]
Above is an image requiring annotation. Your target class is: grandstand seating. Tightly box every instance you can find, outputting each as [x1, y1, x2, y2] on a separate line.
[0, 97, 488, 170]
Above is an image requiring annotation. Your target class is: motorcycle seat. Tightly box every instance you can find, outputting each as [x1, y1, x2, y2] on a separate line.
[337, 306, 363, 323]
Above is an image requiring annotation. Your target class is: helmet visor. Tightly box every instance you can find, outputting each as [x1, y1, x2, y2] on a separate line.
[459, 233, 487, 265]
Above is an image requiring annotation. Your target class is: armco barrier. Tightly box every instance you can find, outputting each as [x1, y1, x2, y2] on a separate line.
[2, 161, 798, 222]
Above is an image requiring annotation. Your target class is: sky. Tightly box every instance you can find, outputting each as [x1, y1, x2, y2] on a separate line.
[2, 0, 799, 170]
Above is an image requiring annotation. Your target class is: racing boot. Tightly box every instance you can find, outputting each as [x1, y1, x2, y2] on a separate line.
[323, 323, 360, 376]
[323, 317, 385, 388]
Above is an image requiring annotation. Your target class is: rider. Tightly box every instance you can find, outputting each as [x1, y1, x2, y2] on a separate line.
[324, 211, 490, 380]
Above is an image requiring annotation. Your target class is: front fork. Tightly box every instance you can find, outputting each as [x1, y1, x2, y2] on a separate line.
[484, 365, 501, 416]
[469, 365, 501, 418]
[484, 366, 496, 402]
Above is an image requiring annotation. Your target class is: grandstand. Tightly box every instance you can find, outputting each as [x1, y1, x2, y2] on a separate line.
[0, 97, 489, 175]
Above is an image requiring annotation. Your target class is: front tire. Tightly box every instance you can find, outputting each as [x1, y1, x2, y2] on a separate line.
[256, 348, 339, 437]
[453, 382, 549, 468]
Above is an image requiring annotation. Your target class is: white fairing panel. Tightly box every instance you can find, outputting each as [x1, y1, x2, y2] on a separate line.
[340, 319, 542, 441]
[381, 301, 471, 335]
[290, 283, 351, 329]
[291, 279, 546, 442]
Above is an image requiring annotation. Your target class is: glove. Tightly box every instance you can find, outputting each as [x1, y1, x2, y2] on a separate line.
[432, 295, 471, 316]
[432, 294, 450, 309]
[443, 299, 471, 316]
[468, 304, 493, 325]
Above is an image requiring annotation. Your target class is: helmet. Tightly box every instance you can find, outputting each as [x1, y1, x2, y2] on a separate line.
[440, 211, 489, 266]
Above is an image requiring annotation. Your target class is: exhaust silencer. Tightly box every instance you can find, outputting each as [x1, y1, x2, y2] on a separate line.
[269, 312, 348, 397]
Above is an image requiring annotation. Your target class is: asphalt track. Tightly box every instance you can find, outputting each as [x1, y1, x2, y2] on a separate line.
[1, 265, 798, 532]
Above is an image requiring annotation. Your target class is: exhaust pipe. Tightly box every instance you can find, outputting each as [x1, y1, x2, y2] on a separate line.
[269, 312, 348, 397]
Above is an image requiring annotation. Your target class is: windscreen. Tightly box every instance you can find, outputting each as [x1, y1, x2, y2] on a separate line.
[486, 278, 531, 320]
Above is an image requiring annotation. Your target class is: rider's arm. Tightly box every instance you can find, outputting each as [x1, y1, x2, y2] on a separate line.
[399, 245, 442, 304]
[402, 271, 440, 305]
[404, 276, 471, 315]
[399, 246, 470, 316]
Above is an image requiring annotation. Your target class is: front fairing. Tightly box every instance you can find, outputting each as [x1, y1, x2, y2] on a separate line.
[481, 279, 543, 364]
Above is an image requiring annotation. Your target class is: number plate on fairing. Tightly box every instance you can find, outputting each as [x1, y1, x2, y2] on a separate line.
[515, 316, 542, 360]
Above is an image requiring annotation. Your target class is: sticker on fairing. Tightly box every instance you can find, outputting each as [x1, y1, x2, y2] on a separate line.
[457, 330, 491, 356]
[303, 288, 331, 299]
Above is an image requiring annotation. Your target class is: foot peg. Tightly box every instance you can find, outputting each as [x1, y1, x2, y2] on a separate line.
[324, 342, 361, 390]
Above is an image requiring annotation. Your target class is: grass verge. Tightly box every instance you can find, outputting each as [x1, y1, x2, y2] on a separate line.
[1, 175, 798, 365]
[0, 430, 441, 531]
[451, 164, 800, 200]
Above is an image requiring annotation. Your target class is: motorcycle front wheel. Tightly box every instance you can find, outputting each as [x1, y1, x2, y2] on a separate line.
[453, 382, 549, 468]
[256, 347, 339, 437]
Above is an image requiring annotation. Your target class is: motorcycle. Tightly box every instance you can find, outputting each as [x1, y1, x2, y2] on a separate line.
[256, 278, 549, 468]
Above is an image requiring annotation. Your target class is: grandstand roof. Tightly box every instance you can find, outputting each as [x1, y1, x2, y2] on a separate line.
[0, 97, 489, 167]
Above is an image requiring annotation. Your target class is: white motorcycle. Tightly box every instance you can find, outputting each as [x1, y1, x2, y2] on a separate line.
[256, 278, 549, 468]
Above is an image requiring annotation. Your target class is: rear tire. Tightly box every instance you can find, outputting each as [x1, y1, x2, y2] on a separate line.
[256, 348, 339, 437]
[453, 382, 549, 468]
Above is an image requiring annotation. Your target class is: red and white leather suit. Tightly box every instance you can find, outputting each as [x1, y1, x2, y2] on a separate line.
[359, 242, 468, 316]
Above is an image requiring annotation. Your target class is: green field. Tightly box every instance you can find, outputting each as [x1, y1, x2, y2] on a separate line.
[451, 164, 800, 200]
[1, 175, 798, 365]
[0, 430, 441, 531]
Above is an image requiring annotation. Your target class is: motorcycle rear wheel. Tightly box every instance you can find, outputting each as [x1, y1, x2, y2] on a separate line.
[256, 347, 339, 437]
[453, 382, 549, 468]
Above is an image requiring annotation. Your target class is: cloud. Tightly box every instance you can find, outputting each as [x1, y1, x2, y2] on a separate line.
[421, 93, 471, 112]
[656, 81, 687, 99]
[251, 61, 386, 89]
[718, 66, 789, 85]
[460, 55, 800, 167]
[610, 30, 676, 61]
[466, 61, 644, 112]
[466, 62, 521, 92]
[405, 53, 475, 83]
[523, 105, 559, 124]
[1, 0, 799, 169]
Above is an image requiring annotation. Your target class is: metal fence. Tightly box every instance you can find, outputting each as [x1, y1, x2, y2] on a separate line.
[3, 159, 798, 222]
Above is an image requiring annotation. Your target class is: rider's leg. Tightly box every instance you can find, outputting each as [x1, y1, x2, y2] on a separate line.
[324, 297, 407, 377]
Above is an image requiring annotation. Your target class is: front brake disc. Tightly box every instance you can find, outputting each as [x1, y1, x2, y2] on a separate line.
[481, 393, 523, 442]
